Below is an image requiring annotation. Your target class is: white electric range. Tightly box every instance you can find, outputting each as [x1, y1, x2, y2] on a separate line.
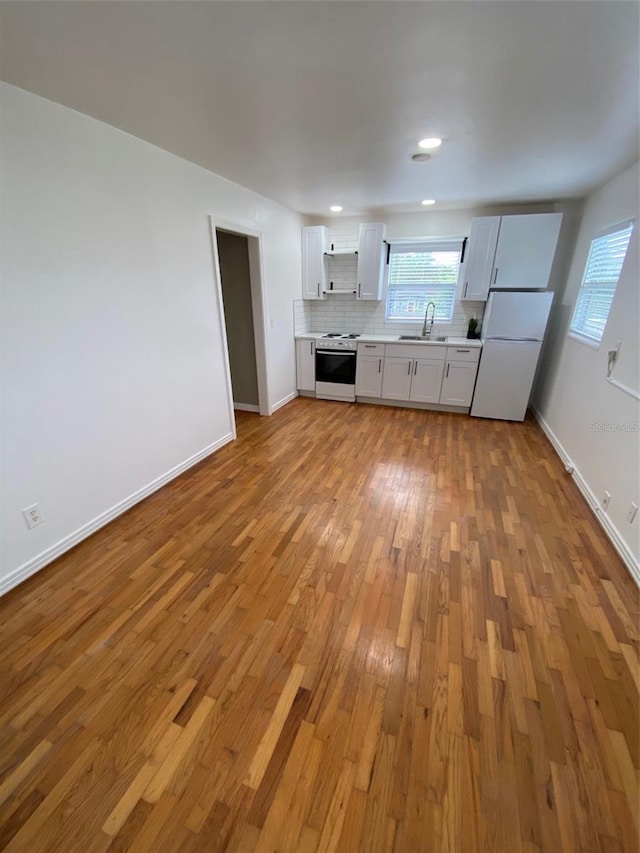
[314, 333, 360, 402]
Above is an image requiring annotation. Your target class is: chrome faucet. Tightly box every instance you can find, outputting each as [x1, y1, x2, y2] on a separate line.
[422, 301, 436, 338]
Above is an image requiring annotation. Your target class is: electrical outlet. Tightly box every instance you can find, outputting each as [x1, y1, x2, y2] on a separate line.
[22, 503, 44, 530]
[628, 502, 638, 524]
[601, 491, 612, 511]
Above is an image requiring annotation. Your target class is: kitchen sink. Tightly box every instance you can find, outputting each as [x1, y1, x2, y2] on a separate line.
[398, 335, 447, 342]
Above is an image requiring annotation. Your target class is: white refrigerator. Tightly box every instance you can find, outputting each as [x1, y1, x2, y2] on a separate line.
[471, 291, 553, 421]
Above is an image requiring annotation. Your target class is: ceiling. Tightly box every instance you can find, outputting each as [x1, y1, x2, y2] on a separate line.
[1, 1, 638, 217]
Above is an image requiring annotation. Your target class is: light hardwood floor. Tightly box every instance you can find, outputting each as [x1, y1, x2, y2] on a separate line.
[0, 398, 638, 852]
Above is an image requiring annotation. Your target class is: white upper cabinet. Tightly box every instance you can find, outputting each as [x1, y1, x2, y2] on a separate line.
[491, 213, 563, 290]
[460, 212, 563, 301]
[460, 217, 500, 301]
[302, 226, 328, 300]
[356, 223, 386, 300]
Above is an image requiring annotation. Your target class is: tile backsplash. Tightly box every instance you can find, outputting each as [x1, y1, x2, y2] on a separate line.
[296, 223, 485, 338]
[309, 295, 484, 338]
[293, 299, 312, 334]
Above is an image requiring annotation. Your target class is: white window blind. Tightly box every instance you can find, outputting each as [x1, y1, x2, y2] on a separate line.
[570, 221, 634, 344]
[385, 240, 462, 323]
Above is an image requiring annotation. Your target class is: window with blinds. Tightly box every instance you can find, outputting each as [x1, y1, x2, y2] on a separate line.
[569, 221, 634, 344]
[385, 240, 462, 323]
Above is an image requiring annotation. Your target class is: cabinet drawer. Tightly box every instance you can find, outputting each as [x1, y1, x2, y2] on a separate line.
[445, 346, 480, 363]
[385, 343, 446, 360]
[357, 342, 385, 355]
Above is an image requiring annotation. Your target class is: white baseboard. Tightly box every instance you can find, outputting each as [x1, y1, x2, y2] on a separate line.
[233, 403, 260, 413]
[0, 433, 234, 598]
[532, 407, 639, 586]
[356, 396, 468, 414]
[270, 390, 298, 414]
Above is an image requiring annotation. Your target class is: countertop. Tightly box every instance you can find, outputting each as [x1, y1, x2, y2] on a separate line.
[295, 332, 483, 348]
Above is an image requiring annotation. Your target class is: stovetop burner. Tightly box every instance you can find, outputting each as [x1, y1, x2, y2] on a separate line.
[322, 333, 361, 339]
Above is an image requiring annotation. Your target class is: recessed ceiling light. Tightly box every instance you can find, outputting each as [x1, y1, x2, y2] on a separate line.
[329, 205, 343, 213]
[421, 199, 436, 206]
[418, 137, 442, 150]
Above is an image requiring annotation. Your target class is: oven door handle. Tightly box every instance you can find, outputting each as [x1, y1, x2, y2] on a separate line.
[315, 350, 356, 356]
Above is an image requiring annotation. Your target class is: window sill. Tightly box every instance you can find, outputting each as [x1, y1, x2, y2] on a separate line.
[568, 331, 600, 351]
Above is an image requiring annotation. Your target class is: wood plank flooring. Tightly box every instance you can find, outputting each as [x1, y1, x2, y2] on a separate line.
[0, 397, 638, 852]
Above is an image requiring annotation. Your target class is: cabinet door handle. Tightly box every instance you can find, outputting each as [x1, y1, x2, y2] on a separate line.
[463, 282, 468, 298]
[310, 342, 314, 355]
[492, 267, 499, 285]
[365, 344, 376, 348]
[446, 363, 450, 378]
[317, 283, 321, 297]
[407, 361, 412, 375]
[378, 359, 382, 373]
[456, 349, 470, 353]
[414, 361, 418, 375]
[358, 283, 362, 298]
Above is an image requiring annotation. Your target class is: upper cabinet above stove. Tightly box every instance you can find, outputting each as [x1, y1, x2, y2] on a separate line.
[460, 212, 563, 301]
[302, 226, 328, 300]
[301, 223, 387, 301]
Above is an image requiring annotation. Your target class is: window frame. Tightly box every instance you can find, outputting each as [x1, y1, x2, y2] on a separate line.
[384, 238, 463, 325]
[568, 219, 634, 349]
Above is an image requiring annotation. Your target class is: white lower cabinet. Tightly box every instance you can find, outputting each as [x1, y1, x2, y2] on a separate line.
[410, 359, 446, 403]
[381, 357, 413, 400]
[355, 354, 384, 397]
[439, 361, 478, 407]
[297, 337, 481, 409]
[381, 356, 446, 403]
[296, 339, 315, 391]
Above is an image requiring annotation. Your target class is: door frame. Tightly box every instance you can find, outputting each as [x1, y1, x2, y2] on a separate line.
[209, 217, 271, 423]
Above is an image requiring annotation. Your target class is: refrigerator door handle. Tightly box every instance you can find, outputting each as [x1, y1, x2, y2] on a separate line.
[486, 336, 540, 342]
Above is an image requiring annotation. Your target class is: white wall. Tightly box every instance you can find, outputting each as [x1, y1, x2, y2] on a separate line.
[533, 162, 640, 578]
[0, 83, 303, 594]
